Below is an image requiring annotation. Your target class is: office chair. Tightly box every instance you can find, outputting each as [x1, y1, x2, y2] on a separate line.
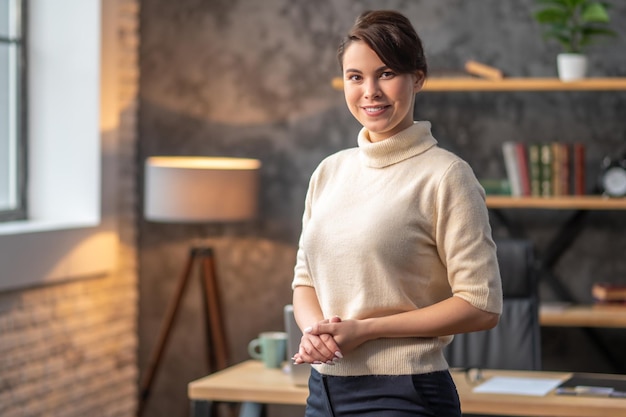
[445, 238, 541, 371]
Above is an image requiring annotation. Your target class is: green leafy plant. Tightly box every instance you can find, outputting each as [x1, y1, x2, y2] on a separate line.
[532, 0, 617, 53]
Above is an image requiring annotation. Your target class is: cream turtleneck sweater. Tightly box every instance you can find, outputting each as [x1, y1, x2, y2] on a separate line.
[293, 121, 502, 376]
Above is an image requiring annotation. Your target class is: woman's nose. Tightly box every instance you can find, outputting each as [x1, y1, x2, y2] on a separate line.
[364, 79, 381, 99]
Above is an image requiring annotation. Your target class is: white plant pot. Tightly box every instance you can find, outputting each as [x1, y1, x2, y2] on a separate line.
[557, 53, 588, 82]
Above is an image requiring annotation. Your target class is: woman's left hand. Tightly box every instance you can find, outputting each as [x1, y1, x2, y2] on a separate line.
[305, 318, 369, 356]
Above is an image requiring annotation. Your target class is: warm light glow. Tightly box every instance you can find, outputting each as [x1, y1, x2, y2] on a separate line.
[144, 156, 262, 223]
[147, 156, 261, 170]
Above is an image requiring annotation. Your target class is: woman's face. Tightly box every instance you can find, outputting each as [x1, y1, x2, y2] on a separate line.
[342, 41, 424, 142]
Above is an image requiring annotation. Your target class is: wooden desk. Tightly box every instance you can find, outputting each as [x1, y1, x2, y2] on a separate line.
[189, 361, 307, 407]
[540, 304, 626, 328]
[188, 360, 626, 417]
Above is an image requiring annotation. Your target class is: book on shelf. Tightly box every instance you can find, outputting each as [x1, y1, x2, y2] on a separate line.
[593, 300, 626, 308]
[540, 143, 553, 197]
[592, 282, 626, 302]
[540, 301, 573, 312]
[501, 141, 586, 197]
[555, 142, 570, 196]
[573, 143, 586, 195]
[502, 141, 523, 196]
[528, 144, 541, 196]
[479, 178, 511, 195]
[515, 142, 531, 196]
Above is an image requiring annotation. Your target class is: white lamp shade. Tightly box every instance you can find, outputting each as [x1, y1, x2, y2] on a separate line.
[144, 156, 261, 223]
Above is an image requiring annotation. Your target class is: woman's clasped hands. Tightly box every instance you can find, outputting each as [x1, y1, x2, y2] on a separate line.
[293, 316, 343, 365]
[292, 316, 369, 365]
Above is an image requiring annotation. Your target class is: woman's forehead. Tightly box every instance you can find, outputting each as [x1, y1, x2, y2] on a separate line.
[342, 41, 385, 71]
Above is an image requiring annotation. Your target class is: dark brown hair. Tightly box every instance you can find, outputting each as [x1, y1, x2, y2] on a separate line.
[337, 10, 428, 77]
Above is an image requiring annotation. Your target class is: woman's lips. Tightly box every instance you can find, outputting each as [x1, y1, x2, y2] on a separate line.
[362, 105, 389, 116]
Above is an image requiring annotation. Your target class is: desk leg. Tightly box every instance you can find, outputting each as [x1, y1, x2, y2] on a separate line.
[190, 401, 257, 417]
[239, 402, 266, 417]
[190, 400, 212, 417]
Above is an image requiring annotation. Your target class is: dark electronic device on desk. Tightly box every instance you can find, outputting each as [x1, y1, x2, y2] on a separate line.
[556, 373, 626, 398]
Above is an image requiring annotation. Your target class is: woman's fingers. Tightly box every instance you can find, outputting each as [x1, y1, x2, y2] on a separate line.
[303, 335, 335, 363]
[293, 316, 344, 364]
[296, 333, 342, 364]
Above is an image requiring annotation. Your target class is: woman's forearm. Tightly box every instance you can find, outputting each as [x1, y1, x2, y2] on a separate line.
[362, 296, 499, 340]
[292, 285, 342, 364]
[292, 285, 325, 332]
[310, 296, 499, 352]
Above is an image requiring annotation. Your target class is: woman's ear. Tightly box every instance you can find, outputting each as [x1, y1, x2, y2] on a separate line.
[413, 71, 426, 93]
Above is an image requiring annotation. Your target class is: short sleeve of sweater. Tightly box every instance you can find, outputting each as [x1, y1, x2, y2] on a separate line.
[292, 168, 318, 289]
[434, 160, 503, 314]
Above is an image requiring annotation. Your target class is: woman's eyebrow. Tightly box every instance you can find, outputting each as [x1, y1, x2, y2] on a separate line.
[344, 65, 389, 74]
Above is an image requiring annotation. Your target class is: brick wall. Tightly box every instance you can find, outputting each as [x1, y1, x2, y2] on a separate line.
[0, 1, 140, 416]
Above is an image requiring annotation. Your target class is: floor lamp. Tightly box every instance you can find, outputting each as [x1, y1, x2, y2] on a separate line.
[139, 156, 261, 416]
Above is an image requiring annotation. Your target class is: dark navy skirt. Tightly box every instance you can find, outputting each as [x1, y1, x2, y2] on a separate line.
[304, 369, 462, 417]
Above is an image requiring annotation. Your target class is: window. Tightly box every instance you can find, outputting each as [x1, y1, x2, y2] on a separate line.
[0, 0, 117, 291]
[0, 0, 25, 222]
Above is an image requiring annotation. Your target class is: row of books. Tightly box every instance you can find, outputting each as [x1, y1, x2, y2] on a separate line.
[502, 141, 586, 197]
[592, 282, 626, 306]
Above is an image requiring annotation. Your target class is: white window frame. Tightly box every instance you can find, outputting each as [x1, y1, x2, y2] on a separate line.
[0, 0, 26, 221]
[0, 0, 118, 291]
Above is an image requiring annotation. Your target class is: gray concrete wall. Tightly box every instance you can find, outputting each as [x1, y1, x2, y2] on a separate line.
[138, 1, 626, 416]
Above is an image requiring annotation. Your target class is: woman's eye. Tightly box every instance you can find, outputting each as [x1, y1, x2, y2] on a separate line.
[347, 74, 362, 81]
[380, 71, 395, 79]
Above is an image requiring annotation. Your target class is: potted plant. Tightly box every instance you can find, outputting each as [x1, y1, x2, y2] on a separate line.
[532, 0, 617, 81]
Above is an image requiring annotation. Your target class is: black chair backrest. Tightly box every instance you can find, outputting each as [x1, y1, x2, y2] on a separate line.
[445, 238, 541, 371]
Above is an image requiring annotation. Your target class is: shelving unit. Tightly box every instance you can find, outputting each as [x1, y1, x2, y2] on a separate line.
[486, 195, 626, 210]
[331, 76, 626, 92]
[489, 196, 626, 370]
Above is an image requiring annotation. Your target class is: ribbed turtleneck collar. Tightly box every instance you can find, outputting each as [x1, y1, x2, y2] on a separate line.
[357, 121, 438, 168]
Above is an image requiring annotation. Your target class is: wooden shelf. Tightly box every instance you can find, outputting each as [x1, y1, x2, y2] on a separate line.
[540, 304, 626, 328]
[486, 195, 626, 210]
[424, 77, 626, 91]
[331, 77, 626, 91]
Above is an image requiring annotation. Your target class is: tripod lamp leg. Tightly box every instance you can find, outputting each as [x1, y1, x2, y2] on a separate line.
[199, 247, 229, 371]
[138, 248, 196, 416]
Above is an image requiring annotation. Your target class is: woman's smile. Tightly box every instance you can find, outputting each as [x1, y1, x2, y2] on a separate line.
[362, 105, 390, 116]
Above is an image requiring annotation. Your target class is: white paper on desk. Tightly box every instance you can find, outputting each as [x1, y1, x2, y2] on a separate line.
[473, 377, 563, 396]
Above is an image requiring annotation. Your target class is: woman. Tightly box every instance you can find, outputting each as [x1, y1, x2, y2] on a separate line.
[291, 10, 503, 417]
